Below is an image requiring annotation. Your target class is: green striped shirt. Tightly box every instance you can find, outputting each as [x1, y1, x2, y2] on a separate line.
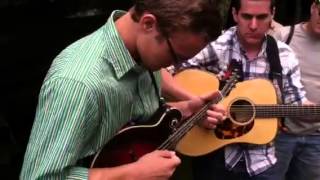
[20, 10, 161, 180]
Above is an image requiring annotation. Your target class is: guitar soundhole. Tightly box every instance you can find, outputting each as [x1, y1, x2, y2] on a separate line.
[229, 99, 255, 125]
[215, 99, 255, 139]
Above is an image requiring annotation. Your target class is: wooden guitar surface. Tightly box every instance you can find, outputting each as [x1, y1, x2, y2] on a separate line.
[174, 71, 278, 156]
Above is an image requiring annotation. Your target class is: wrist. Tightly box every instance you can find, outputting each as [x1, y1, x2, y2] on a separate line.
[88, 163, 138, 180]
[122, 163, 140, 180]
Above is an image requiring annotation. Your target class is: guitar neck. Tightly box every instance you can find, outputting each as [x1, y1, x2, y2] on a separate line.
[158, 93, 224, 150]
[159, 70, 239, 150]
[253, 105, 320, 117]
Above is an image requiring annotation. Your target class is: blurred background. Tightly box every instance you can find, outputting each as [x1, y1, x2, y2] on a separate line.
[0, 0, 313, 179]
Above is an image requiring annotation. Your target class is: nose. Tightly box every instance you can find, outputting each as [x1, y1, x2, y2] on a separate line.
[249, 17, 258, 31]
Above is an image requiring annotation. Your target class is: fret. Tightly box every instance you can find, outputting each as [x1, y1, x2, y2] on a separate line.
[230, 105, 320, 118]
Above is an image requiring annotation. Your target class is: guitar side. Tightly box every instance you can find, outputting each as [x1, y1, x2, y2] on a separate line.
[175, 78, 278, 156]
[91, 106, 182, 168]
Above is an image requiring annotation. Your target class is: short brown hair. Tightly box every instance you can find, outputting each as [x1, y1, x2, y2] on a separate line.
[232, 0, 275, 12]
[131, 0, 223, 41]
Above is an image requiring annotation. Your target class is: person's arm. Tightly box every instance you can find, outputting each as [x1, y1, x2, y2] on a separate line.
[299, 100, 319, 122]
[161, 68, 196, 101]
[89, 150, 180, 180]
[280, 43, 307, 105]
[280, 45, 307, 105]
[168, 91, 226, 129]
[162, 40, 225, 128]
[161, 42, 219, 102]
[278, 43, 320, 124]
[20, 78, 99, 180]
[20, 78, 181, 180]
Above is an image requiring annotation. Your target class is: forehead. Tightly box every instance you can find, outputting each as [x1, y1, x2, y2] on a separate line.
[312, 3, 320, 15]
[239, 0, 272, 14]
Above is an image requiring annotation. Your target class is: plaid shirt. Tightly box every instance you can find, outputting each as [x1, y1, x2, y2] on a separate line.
[168, 27, 306, 176]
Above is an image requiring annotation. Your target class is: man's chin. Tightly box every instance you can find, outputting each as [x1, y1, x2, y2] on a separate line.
[245, 38, 262, 45]
[314, 28, 320, 36]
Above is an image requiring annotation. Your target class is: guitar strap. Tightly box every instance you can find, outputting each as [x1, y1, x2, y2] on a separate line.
[148, 71, 165, 107]
[266, 35, 286, 126]
[266, 35, 283, 101]
[285, 25, 295, 45]
[227, 35, 284, 125]
[227, 34, 283, 98]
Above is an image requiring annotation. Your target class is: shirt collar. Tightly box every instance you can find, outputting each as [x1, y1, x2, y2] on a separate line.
[102, 10, 138, 79]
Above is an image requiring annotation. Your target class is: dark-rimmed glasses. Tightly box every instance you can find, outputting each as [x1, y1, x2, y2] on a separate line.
[166, 38, 180, 64]
[316, 0, 320, 16]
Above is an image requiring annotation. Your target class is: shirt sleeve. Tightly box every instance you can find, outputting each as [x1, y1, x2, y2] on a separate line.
[272, 26, 291, 43]
[20, 78, 99, 180]
[279, 42, 307, 105]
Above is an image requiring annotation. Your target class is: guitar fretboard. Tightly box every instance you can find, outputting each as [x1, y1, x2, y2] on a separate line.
[158, 75, 238, 150]
[230, 105, 320, 117]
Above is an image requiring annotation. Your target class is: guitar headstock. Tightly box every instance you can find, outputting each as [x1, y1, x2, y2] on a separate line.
[221, 70, 239, 97]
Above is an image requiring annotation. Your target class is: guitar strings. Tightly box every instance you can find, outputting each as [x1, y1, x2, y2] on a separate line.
[230, 105, 320, 116]
[158, 78, 236, 150]
[158, 100, 215, 150]
[159, 77, 238, 150]
[160, 105, 320, 149]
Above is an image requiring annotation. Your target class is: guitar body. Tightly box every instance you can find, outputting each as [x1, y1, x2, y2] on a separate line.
[91, 106, 182, 168]
[173, 69, 220, 96]
[174, 72, 278, 156]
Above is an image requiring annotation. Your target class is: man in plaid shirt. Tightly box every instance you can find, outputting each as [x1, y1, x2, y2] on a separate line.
[162, 0, 310, 179]
[272, 0, 320, 179]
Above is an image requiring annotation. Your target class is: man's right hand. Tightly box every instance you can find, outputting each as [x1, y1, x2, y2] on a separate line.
[132, 150, 181, 180]
[89, 150, 180, 180]
[186, 92, 227, 129]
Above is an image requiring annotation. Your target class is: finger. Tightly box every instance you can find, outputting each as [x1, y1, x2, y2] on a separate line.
[211, 104, 226, 114]
[169, 151, 176, 156]
[207, 110, 225, 122]
[207, 122, 217, 129]
[158, 150, 176, 158]
[200, 91, 221, 101]
[171, 154, 181, 166]
[206, 116, 220, 124]
[160, 151, 181, 166]
[207, 117, 220, 126]
[187, 97, 204, 110]
[200, 117, 218, 129]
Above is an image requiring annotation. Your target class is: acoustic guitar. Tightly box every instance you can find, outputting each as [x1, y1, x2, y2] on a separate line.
[175, 77, 320, 157]
[90, 69, 238, 168]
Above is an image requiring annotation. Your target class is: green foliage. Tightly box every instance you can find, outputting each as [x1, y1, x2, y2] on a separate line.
[217, 0, 231, 27]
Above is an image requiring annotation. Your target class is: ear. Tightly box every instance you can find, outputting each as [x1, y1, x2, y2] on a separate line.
[138, 13, 157, 33]
[310, 2, 316, 15]
[271, 7, 275, 19]
[270, 7, 275, 28]
[232, 7, 238, 23]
